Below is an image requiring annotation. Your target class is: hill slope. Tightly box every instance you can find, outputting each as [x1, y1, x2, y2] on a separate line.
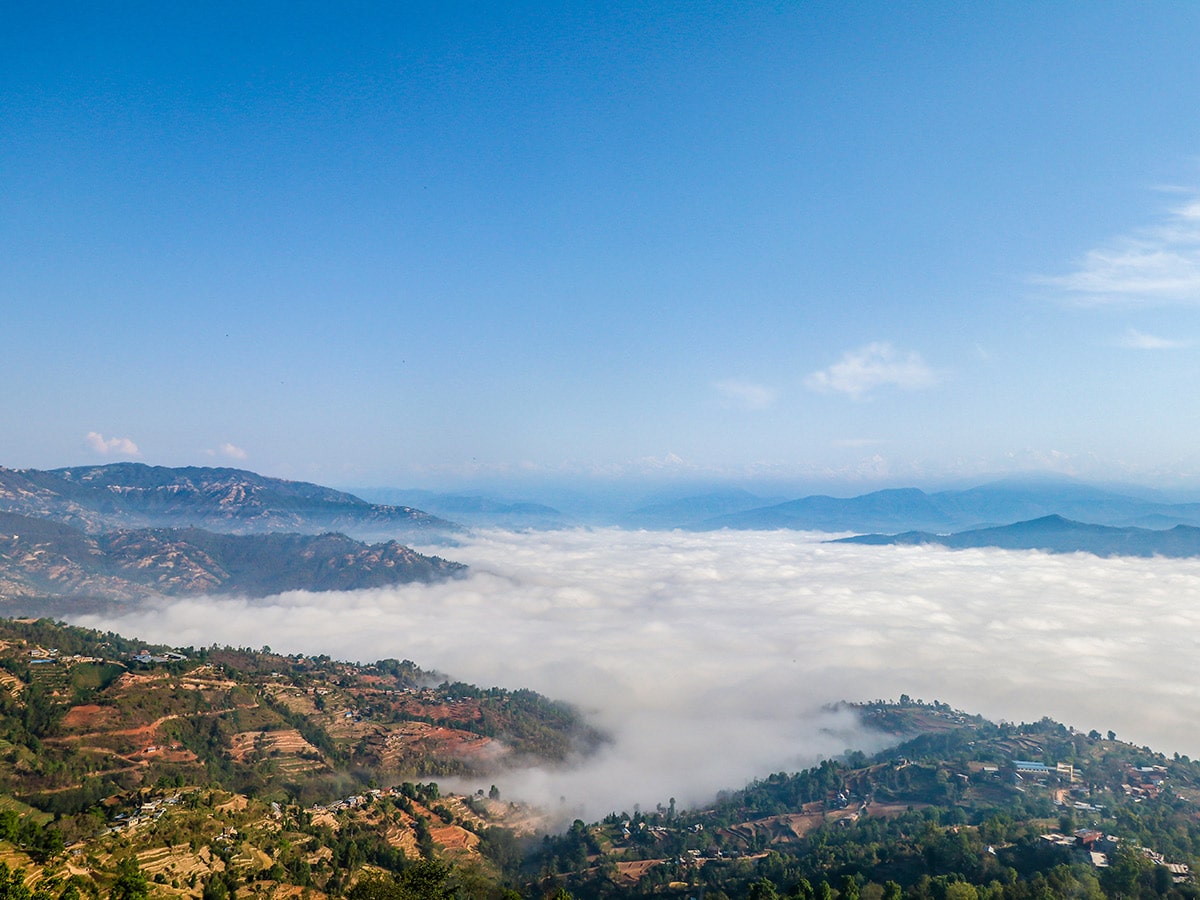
[0, 618, 601, 809]
[536, 698, 1200, 899]
[0, 510, 465, 601]
[0, 618, 601, 900]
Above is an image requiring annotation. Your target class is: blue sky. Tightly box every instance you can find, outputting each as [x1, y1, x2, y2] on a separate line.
[5, 2, 1200, 493]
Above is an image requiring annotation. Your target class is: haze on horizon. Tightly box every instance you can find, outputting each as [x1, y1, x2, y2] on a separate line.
[5, 4, 1200, 492]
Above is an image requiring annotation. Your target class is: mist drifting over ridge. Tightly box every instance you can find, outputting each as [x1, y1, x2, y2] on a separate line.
[73, 528, 1200, 819]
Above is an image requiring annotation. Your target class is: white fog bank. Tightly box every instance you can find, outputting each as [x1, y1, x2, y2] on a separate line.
[75, 528, 1200, 819]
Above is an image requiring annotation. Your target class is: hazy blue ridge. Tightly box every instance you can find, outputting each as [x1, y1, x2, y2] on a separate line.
[619, 489, 779, 529]
[690, 479, 1200, 533]
[700, 487, 957, 532]
[353, 487, 571, 529]
[833, 514, 1200, 558]
[354, 477, 1200, 532]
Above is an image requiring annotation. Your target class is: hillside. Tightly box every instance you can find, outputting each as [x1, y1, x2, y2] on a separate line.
[536, 699, 1200, 900]
[0, 617, 605, 900]
[0, 464, 459, 538]
[0, 511, 464, 601]
[0, 622, 1192, 899]
[0, 620, 601, 807]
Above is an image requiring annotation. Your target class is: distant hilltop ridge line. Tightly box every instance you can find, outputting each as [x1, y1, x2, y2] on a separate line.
[0, 462, 460, 537]
[360, 476, 1200, 533]
[0, 462, 469, 603]
[631, 478, 1200, 533]
[832, 513, 1200, 559]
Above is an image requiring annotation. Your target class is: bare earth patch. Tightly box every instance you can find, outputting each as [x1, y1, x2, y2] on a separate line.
[430, 823, 479, 855]
[615, 860, 663, 884]
[61, 704, 120, 732]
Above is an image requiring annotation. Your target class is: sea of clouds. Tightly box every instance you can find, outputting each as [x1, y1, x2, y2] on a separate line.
[74, 529, 1200, 820]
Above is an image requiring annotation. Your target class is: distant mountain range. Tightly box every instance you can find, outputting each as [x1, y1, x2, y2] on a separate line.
[687, 480, 1200, 533]
[833, 514, 1200, 559]
[356, 477, 1200, 539]
[0, 463, 458, 538]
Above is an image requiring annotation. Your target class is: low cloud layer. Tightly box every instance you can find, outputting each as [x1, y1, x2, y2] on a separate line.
[74, 529, 1200, 819]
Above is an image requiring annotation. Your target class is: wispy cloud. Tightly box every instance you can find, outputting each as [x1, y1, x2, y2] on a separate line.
[1038, 196, 1200, 305]
[714, 378, 777, 410]
[205, 443, 248, 460]
[1118, 328, 1192, 349]
[804, 342, 937, 398]
[84, 431, 140, 456]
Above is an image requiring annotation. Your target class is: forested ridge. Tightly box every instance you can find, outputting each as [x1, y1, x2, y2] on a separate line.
[533, 701, 1200, 900]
